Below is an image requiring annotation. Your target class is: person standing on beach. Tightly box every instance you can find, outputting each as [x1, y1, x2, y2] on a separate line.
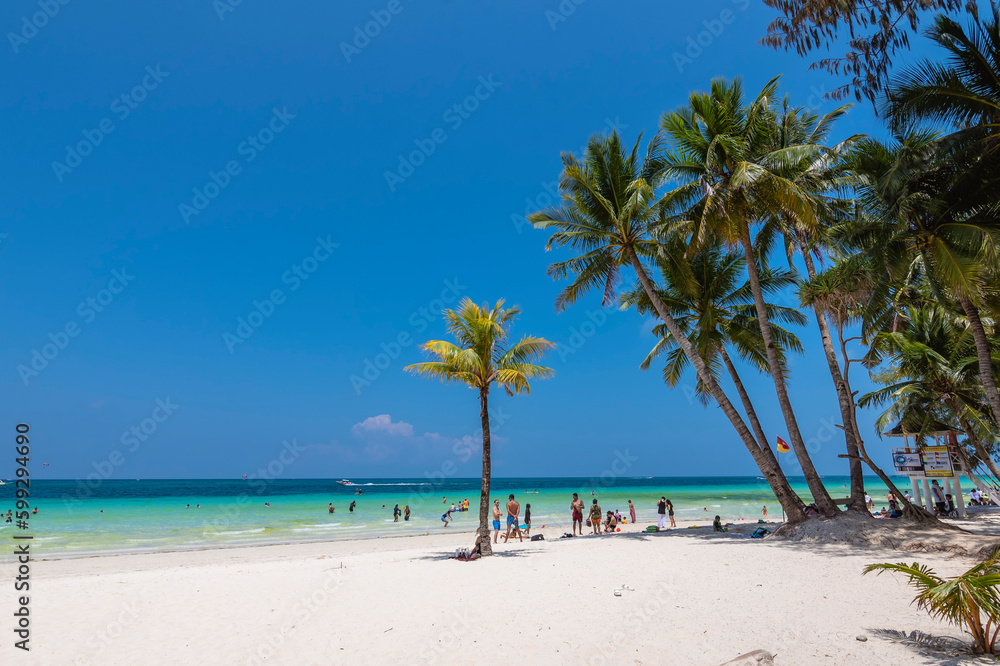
[628, 500, 636, 525]
[524, 503, 531, 536]
[504, 494, 523, 543]
[571, 493, 585, 535]
[590, 499, 602, 535]
[762, 505, 767, 518]
[393, 504, 401, 522]
[657, 497, 668, 531]
[666, 498, 676, 527]
[492, 499, 503, 544]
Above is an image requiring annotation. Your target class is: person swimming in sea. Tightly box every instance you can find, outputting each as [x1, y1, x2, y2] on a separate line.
[349, 501, 356, 513]
[329, 503, 335, 514]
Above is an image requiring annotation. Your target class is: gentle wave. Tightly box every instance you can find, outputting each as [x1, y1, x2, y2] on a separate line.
[203, 528, 266, 536]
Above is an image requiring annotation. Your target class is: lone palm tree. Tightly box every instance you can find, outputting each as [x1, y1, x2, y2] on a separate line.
[530, 131, 808, 521]
[404, 298, 554, 556]
[658, 76, 839, 515]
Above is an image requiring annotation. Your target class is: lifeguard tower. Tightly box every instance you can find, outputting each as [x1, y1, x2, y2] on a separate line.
[885, 420, 967, 518]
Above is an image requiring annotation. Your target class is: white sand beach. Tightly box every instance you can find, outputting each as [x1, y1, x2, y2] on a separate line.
[4, 516, 995, 666]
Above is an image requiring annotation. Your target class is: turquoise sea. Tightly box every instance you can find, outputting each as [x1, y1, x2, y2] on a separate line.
[0, 476, 921, 558]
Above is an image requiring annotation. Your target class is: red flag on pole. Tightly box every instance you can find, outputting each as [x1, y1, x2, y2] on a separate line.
[776, 436, 791, 453]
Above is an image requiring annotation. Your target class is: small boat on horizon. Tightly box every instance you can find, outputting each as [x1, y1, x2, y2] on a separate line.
[337, 479, 352, 486]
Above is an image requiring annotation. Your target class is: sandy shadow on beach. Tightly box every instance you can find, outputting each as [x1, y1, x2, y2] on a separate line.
[869, 628, 991, 664]
[412, 548, 535, 562]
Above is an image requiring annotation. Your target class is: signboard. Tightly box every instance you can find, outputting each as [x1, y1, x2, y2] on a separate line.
[893, 452, 923, 475]
[920, 446, 954, 477]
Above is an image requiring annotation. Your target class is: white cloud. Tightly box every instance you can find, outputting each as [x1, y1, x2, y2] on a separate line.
[351, 414, 414, 438]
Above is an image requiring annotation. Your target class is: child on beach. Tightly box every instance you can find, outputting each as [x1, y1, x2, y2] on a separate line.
[441, 508, 453, 527]
[713, 515, 726, 532]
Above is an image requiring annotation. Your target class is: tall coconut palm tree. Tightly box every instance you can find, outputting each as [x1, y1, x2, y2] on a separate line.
[404, 298, 554, 556]
[622, 239, 804, 446]
[844, 130, 1000, 433]
[658, 76, 839, 515]
[530, 131, 809, 521]
[801, 259, 936, 521]
[765, 99, 872, 511]
[621, 239, 807, 497]
[880, 6, 1000, 439]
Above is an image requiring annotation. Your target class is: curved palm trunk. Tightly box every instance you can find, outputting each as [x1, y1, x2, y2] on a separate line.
[957, 293, 1000, 429]
[838, 324, 935, 522]
[478, 388, 493, 556]
[799, 247, 866, 512]
[626, 246, 807, 521]
[739, 229, 838, 516]
[720, 347, 803, 504]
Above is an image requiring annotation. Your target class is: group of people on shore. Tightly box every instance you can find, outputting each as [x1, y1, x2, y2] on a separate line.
[569, 493, 659, 535]
[490, 494, 530, 542]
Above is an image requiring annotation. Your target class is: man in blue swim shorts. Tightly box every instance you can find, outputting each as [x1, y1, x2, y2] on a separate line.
[503, 493, 523, 543]
[492, 499, 502, 544]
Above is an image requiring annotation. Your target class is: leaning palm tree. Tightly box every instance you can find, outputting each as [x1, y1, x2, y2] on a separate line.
[658, 76, 839, 516]
[764, 99, 871, 511]
[530, 131, 809, 521]
[621, 238, 806, 467]
[404, 298, 554, 556]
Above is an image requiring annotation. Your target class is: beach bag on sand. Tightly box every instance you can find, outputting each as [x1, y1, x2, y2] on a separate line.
[530, 535, 544, 541]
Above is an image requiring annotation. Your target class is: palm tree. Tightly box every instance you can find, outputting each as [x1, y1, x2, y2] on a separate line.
[859, 304, 1000, 483]
[844, 130, 1000, 434]
[880, 7, 1000, 436]
[801, 259, 935, 521]
[766, 99, 871, 511]
[404, 298, 554, 556]
[621, 239, 806, 472]
[530, 131, 809, 521]
[658, 76, 839, 516]
[864, 547, 1000, 655]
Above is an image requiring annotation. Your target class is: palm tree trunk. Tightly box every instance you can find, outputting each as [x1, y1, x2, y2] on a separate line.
[799, 246, 866, 512]
[739, 229, 838, 516]
[957, 292, 1000, 429]
[626, 245, 807, 521]
[478, 388, 493, 556]
[719, 347, 803, 506]
[837, 320, 934, 522]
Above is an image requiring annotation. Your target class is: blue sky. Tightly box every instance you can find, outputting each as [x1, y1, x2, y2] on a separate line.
[0, 0, 946, 479]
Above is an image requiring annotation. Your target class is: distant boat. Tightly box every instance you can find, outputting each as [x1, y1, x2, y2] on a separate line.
[337, 479, 352, 485]
[0, 481, 6, 485]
